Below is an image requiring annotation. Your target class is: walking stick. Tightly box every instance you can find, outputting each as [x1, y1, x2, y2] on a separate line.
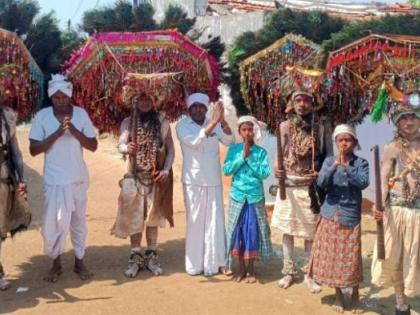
[129, 107, 138, 174]
[372, 145, 385, 260]
[276, 126, 286, 200]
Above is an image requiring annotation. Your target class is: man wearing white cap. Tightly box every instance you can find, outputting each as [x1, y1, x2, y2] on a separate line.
[29, 74, 97, 283]
[176, 93, 235, 276]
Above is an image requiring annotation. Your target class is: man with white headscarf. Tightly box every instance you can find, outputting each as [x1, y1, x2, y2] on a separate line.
[176, 93, 235, 276]
[29, 74, 97, 283]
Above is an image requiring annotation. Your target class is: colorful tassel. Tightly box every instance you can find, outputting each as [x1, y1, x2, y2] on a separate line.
[371, 84, 388, 123]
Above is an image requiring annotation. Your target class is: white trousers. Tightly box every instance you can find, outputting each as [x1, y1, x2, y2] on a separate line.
[183, 184, 226, 275]
[42, 182, 88, 259]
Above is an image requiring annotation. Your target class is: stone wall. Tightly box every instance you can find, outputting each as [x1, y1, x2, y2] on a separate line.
[150, 0, 265, 46]
[194, 11, 265, 45]
[151, 0, 208, 20]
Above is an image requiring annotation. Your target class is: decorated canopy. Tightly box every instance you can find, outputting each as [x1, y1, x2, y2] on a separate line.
[64, 30, 219, 133]
[0, 28, 44, 121]
[325, 34, 420, 124]
[239, 34, 320, 132]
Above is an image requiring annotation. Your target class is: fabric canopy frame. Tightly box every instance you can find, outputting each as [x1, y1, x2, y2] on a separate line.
[0, 28, 44, 121]
[64, 30, 219, 133]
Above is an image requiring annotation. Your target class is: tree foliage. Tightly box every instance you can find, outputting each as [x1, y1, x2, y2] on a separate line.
[408, 0, 420, 8]
[82, 1, 158, 34]
[0, 0, 39, 35]
[159, 4, 195, 34]
[24, 12, 62, 74]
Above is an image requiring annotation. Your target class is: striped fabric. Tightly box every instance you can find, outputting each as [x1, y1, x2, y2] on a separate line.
[226, 198, 272, 270]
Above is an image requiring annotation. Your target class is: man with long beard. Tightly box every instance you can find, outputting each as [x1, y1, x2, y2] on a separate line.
[111, 85, 175, 278]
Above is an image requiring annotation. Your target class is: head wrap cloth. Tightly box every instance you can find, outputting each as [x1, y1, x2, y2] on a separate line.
[48, 74, 73, 98]
[237, 115, 263, 142]
[333, 124, 361, 150]
[186, 93, 210, 108]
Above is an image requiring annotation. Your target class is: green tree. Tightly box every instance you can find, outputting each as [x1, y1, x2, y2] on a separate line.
[159, 4, 195, 34]
[408, 0, 420, 8]
[131, 2, 156, 31]
[81, 1, 157, 34]
[0, 0, 39, 35]
[47, 25, 86, 74]
[24, 12, 62, 73]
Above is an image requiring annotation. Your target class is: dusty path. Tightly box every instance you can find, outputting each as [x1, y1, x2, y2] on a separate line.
[0, 128, 418, 315]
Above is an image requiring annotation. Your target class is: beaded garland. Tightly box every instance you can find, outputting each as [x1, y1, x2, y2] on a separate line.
[64, 30, 219, 134]
[0, 28, 43, 121]
[325, 34, 420, 125]
[239, 34, 320, 133]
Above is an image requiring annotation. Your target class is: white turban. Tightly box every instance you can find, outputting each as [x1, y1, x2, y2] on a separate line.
[187, 93, 209, 108]
[48, 74, 73, 98]
[333, 124, 361, 150]
[237, 115, 263, 142]
[291, 91, 313, 101]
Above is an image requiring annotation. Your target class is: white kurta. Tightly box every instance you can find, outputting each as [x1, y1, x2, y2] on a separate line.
[176, 116, 234, 275]
[29, 106, 96, 259]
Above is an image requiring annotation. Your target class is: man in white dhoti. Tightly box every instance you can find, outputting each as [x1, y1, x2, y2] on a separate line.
[29, 74, 98, 282]
[176, 93, 234, 276]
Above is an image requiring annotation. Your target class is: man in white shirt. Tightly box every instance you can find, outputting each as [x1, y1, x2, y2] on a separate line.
[29, 75, 97, 283]
[176, 93, 234, 276]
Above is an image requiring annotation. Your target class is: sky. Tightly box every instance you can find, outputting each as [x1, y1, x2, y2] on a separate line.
[37, 0, 116, 29]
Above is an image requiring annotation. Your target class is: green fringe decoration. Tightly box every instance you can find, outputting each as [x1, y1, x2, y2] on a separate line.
[371, 87, 388, 123]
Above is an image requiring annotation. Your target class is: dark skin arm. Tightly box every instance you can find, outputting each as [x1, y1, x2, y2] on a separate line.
[30, 117, 97, 156]
[29, 127, 64, 156]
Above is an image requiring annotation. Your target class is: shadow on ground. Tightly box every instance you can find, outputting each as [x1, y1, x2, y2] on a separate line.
[0, 238, 186, 314]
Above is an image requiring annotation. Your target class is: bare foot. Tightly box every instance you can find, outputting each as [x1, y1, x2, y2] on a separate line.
[351, 289, 364, 314]
[277, 275, 293, 289]
[245, 273, 257, 284]
[44, 257, 63, 283]
[74, 258, 93, 281]
[0, 278, 11, 291]
[233, 272, 247, 283]
[333, 290, 345, 313]
[304, 275, 322, 294]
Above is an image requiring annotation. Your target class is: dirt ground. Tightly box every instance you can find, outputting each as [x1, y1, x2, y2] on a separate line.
[0, 127, 418, 315]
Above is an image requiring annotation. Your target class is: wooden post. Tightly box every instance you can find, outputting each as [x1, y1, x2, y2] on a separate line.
[276, 126, 286, 200]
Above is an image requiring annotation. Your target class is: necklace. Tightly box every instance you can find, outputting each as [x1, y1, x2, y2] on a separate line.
[394, 135, 420, 205]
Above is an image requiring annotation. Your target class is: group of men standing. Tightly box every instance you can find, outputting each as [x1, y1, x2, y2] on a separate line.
[0, 73, 419, 315]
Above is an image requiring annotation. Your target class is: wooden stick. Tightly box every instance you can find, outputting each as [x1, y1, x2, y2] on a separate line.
[276, 125, 286, 200]
[372, 145, 386, 260]
[129, 107, 138, 174]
